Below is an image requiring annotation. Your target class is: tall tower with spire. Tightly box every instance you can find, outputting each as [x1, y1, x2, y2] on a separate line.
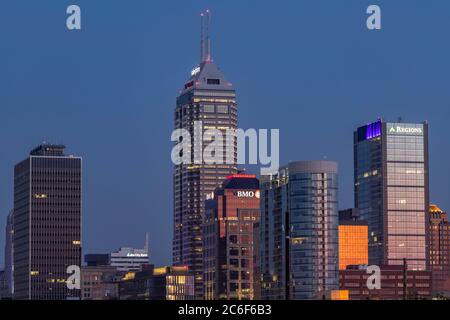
[173, 10, 238, 300]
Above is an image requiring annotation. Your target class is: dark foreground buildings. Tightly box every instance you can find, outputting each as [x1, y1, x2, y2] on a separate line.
[354, 120, 429, 270]
[13, 144, 82, 300]
[203, 174, 260, 300]
[119, 265, 195, 300]
[340, 265, 431, 300]
[260, 161, 339, 300]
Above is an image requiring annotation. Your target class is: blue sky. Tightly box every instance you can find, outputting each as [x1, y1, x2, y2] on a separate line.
[1, 0, 450, 266]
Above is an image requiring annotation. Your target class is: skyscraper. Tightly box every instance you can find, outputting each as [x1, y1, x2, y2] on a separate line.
[260, 161, 339, 300]
[354, 119, 429, 270]
[173, 11, 237, 299]
[13, 144, 82, 300]
[203, 174, 260, 300]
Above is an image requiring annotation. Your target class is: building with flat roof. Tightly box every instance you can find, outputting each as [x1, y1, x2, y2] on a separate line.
[85, 254, 110, 267]
[340, 265, 431, 300]
[203, 174, 260, 300]
[354, 119, 429, 270]
[338, 209, 368, 270]
[110, 234, 150, 273]
[13, 144, 82, 300]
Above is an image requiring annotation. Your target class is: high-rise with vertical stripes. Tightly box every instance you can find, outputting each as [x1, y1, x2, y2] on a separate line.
[172, 11, 238, 299]
[13, 144, 82, 300]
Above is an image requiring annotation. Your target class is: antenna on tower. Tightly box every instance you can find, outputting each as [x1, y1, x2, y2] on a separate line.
[205, 9, 212, 62]
[200, 12, 205, 63]
[144, 232, 149, 256]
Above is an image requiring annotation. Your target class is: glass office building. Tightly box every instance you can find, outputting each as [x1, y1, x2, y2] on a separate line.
[354, 120, 429, 270]
[260, 161, 339, 300]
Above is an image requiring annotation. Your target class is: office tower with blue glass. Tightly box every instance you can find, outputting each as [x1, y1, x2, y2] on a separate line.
[354, 119, 429, 270]
[260, 161, 339, 300]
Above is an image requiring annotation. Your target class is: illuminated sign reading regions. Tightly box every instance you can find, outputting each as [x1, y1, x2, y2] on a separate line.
[387, 123, 423, 135]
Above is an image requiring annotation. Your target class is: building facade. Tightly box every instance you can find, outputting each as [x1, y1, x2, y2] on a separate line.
[339, 265, 431, 300]
[85, 254, 110, 267]
[429, 204, 450, 295]
[110, 247, 149, 273]
[13, 144, 82, 300]
[4, 210, 13, 297]
[173, 12, 237, 299]
[354, 120, 429, 270]
[119, 265, 195, 300]
[203, 174, 260, 300]
[0, 270, 8, 299]
[81, 266, 119, 300]
[260, 161, 339, 300]
[338, 210, 368, 270]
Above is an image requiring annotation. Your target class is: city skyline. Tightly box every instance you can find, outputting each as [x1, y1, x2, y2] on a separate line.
[1, 0, 450, 270]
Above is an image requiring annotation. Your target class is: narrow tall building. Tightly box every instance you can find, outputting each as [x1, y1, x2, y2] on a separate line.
[203, 174, 260, 300]
[13, 144, 82, 300]
[4, 210, 14, 297]
[429, 204, 450, 294]
[260, 161, 339, 300]
[354, 120, 429, 270]
[173, 11, 237, 299]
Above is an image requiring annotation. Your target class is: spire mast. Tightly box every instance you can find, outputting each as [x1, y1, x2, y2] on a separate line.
[205, 9, 212, 62]
[200, 12, 205, 63]
[144, 232, 149, 255]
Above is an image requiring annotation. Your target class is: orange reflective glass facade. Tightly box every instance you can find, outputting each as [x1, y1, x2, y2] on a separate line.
[338, 224, 369, 270]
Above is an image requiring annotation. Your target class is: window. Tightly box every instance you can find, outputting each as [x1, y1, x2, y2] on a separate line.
[207, 79, 220, 85]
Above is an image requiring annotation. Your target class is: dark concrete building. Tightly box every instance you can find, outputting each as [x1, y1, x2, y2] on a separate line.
[173, 11, 237, 299]
[4, 210, 13, 297]
[203, 174, 260, 300]
[354, 120, 429, 270]
[13, 144, 82, 300]
[85, 254, 110, 267]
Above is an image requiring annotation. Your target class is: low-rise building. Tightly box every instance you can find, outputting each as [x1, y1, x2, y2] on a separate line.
[119, 265, 194, 300]
[81, 266, 119, 300]
[339, 265, 432, 300]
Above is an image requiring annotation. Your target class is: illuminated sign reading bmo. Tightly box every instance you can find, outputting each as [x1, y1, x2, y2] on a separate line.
[235, 190, 260, 199]
[387, 123, 423, 136]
